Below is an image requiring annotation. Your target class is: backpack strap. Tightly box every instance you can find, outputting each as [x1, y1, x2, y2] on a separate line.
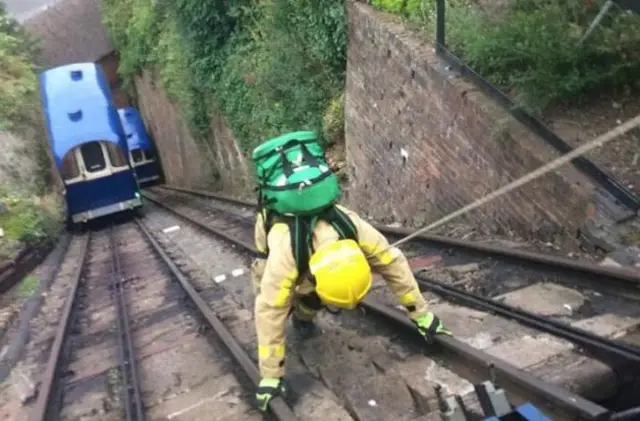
[289, 206, 359, 277]
[259, 208, 276, 258]
[322, 206, 358, 243]
[261, 205, 359, 278]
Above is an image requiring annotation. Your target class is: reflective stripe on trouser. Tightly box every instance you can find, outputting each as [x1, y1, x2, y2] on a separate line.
[253, 259, 321, 377]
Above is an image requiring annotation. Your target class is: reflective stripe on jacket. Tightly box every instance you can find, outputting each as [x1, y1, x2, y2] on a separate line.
[252, 205, 428, 378]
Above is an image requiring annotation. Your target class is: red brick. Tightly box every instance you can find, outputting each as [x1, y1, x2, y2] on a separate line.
[133, 72, 254, 198]
[345, 1, 594, 241]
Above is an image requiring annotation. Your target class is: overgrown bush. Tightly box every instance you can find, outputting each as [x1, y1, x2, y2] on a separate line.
[102, 0, 348, 150]
[216, 0, 347, 148]
[373, 0, 640, 112]
[0, 6, 40, 132]
[103, 0, 639, 157]
[0, 5, 63, 257]
[0, 186, 61, 254]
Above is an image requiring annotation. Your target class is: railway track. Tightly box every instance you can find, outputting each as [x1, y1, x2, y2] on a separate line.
[26, 220, 296, 421]
[150, 185, 640, 359]
[140, 186, 640, 421]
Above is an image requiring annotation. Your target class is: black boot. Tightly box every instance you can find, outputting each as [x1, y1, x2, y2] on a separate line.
[291, 314, 317, 340]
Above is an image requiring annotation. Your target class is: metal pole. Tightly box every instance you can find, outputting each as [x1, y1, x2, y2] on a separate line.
[578, 0, 614, 45]
[436, 0, 445, 50]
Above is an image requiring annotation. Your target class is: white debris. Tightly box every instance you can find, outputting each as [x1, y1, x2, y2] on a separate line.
[465, 332, 494, 350]
[599, 257, 623, 268]
[0, 228, 4, 238]
[214, 275, 226, 283]
[445, 263, 480, 275]
[162, 225, 180, 234]
[425, 361, 474, 396]
[400, 147, 409, 161]
[231, 268, 245, 277]
[563, 304, 573, 313]
[367, 399, 378, 407]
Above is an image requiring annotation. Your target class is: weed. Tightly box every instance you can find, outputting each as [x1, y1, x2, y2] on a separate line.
[17, 275, 40, 298]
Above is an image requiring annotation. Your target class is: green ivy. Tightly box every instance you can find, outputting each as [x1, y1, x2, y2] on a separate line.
[102, 0, 348, 151]
[0, 7, 40, 132]
[214, 0, 347, 150]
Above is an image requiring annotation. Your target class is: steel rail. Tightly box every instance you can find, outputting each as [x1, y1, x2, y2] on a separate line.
[109, 226, 146, 421]
[28, 233, 90, 421]
[358, 297, 610, 421]
[142, 191, 612, 421]
[134, 219, 299, 421]
[155, 184, 640, 288]
[147, 187, 640, 364]
[414, 273, 640, 364]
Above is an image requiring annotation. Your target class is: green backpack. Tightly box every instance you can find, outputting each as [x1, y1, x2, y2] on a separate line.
[252, 131, 341, 216]
[253, 131, 359, 279]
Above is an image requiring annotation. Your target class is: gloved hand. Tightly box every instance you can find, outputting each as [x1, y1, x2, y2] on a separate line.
[413, 312, 452, 343]
[255, 377, 287, 412]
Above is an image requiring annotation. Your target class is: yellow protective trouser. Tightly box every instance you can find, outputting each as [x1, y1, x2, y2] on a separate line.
[252, 205, 429, 379]
[250, 258, 319, 322]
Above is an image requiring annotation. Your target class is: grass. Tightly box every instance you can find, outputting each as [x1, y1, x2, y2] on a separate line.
[17, 275, 40, 298]
[0, 189, 62, 260]
[371, 0, 640, 114]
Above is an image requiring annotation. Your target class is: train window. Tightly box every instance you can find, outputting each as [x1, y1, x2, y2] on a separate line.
[143, 148, 156, 161]
[131, 148, 144, 163]
[104, 142, 128, 168]
[60, 151, 80, 181]
[80, 142, 106, 173]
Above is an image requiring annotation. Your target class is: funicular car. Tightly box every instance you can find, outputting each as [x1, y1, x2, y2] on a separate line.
[39, 62, 143, 225]
[117, 107, 162, 186]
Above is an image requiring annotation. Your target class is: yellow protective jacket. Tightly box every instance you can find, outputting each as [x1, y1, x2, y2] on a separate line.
[252, 205, 428, 379]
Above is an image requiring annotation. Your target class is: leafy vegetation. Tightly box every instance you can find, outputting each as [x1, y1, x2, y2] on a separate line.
[102, 0, 347, 150]
[0, 5, 63, 259]
[0, 185, 62, 260]
[372, 0, 640, 113]
[102, 0, 639, 151]
[17, 275, 40, 298]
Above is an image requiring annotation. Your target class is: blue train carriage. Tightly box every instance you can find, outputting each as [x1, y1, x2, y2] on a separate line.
[39, 63, 143, 225]
[117, 107, 162, 186]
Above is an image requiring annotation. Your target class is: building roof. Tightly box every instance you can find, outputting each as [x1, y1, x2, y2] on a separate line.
[20, 0, 114, 68]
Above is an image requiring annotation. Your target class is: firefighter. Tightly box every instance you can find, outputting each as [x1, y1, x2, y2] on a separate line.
[250, 204, 452, 412]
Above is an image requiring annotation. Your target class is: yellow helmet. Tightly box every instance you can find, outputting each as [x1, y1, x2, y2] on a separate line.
[309, 239, 372, 309]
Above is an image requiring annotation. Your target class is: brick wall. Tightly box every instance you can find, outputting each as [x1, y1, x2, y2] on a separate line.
[134, 72, 253, 197]
[345, 2, 594, 241]
[98, 53, 129, 109]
